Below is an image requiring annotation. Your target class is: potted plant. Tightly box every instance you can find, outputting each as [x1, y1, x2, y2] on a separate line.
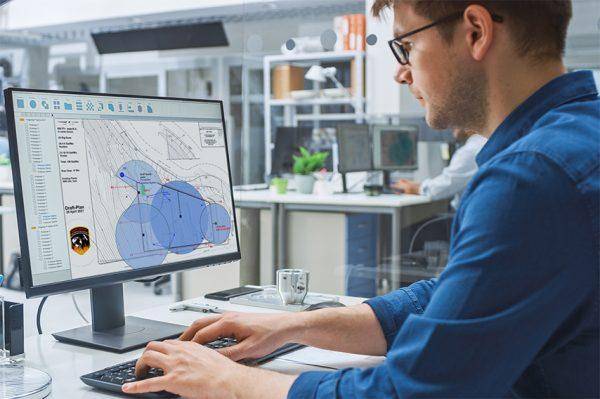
[292, 147, 329, 194]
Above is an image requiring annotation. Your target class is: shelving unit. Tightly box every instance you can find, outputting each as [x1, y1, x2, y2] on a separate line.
[263, 50, 365, 178]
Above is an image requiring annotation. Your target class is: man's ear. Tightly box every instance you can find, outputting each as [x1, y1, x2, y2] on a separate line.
[462, 4, 495, 61]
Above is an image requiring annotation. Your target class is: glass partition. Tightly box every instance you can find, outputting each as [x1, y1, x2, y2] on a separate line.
[0, 0, 598, 299]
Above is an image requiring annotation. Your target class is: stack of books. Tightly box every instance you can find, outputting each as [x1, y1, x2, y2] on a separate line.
[334, 14, 366, 51]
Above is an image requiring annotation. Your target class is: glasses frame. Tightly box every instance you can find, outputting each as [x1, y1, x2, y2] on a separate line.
[388, 11, 504, 65]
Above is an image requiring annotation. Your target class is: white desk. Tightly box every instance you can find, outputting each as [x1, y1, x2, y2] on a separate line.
[22, 295, 383, 398]
[234, 189, 447, 290]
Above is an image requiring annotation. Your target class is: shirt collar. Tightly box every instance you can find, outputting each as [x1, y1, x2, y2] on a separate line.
[476, 70, 599, 166]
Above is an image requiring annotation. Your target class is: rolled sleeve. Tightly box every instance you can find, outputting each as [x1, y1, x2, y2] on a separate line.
[365, 279, 437, 350]
[288, 279, 437, 399]
[288, 371, 342, 399]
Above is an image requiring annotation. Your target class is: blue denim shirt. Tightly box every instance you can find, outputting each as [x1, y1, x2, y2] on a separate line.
[288, 71, 599, 398]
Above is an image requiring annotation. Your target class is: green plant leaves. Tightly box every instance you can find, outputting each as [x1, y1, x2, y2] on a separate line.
[292, 147, 329, 175]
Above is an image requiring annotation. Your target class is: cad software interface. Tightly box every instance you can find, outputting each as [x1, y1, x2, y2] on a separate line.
[11, 91, 238, 286]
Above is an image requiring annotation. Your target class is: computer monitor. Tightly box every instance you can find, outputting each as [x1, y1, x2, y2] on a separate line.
[4, 88, 240, 352]
[372, 124, 419, 171]
[271, 127, 313, 176]
[336, 124, 373, 173]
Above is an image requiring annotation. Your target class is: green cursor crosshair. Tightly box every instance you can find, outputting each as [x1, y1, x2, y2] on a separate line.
[139, 184, 148, 196]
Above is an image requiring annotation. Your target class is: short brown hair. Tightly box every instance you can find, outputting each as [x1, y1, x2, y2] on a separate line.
[372, 0, 572, 61]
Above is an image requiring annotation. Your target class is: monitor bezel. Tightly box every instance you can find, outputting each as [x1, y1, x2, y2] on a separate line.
[372, 124, 419, 171]
[335, 124, 375, 173]
[4, 87, 241, 298]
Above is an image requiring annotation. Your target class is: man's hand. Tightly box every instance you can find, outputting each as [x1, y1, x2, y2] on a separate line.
[122, 340, 295, 399]
[392, 179, 421, 195]
[179, 312, 300, 361]
[180, 304, 387, 358]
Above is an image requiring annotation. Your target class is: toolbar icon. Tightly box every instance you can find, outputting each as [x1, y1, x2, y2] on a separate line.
[107, 103, 115, 112]
[146, 105, 153, 113]
[98, 102, 104, 111]
[118, 103, 124, 112]
[64, 102, 73, 111]
[41, 100, 49, 110]
[53, 100, 61, 110]
[29, 100, 37, 109]
[127, 103, 134, 113]
[75, 101, 83, 111]
[16, 99, 24, 108]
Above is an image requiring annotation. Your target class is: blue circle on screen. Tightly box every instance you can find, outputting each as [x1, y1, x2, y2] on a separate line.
[200, 203, 231, 245]
[115, 203, 170, 269]
[151, 181, 206, 254]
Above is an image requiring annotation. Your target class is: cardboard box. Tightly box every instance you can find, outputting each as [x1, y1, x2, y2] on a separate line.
[272, 65, 305, 99]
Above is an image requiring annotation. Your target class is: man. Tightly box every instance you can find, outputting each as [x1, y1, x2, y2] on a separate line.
[392, 128, 487, 209]
[123, 1, 599, 397]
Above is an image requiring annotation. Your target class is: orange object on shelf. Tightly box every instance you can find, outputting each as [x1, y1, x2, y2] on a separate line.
[272, 65, 305, 99]
[343, 15, 351, 50]
[355, 14, 366, 51]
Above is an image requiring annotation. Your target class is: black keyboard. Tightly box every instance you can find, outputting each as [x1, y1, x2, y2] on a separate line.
[81, 338, 303, 398]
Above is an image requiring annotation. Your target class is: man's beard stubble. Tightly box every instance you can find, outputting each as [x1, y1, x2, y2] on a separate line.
[426, 65, 489, 132]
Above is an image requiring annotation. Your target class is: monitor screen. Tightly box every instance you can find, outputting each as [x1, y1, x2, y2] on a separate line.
[6, 89, 239, 294]
[372, 124, 419, 171]
[271, 127, 313, 175]
[336, 124, 372, 173]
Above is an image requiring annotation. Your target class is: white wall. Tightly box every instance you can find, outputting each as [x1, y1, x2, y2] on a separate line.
[365, 0, 422, 117]
[365, 0, 600, 115]
[0, 0, 271, 30]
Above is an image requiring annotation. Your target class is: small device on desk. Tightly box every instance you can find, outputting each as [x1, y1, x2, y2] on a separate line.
[1, 300, 24, 358]
[204, 286, 263, 301]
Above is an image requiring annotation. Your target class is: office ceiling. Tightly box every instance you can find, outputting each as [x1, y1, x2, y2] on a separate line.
[1, 0, 365, 47]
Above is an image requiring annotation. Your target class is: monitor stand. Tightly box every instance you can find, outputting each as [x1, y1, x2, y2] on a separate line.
[52, 283, 185, 353]
[381, 170, 395, 194]
[341, 173, 348, 193]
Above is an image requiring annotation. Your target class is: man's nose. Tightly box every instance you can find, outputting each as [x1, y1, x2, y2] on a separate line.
[394, 64, 412, 85]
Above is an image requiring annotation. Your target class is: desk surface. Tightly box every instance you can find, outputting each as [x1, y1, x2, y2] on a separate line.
[0, 181, 13, 195]
[23, 295, 382, 398]
[234, 189, 432, 208]
[0, 182, 431, 208]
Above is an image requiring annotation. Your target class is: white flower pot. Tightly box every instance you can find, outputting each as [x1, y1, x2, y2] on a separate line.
[295, 174, 315, 194]
[0, 166, 12, 183]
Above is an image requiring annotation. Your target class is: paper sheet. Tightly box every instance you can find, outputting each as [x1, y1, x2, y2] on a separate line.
[278, 346, 385, 370]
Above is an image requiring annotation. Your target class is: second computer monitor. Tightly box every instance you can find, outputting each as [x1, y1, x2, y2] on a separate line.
[372, 124, 419, 171]
[271, 127, 313, 175]
[336, 124, 373, 173]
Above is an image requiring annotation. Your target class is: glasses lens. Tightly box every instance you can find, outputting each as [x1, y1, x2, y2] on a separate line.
[391, 41, 408, 65]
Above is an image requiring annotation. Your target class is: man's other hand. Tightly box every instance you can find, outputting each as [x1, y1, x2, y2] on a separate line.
[179, 312, 299, 361]
[392, 179, 421, 195]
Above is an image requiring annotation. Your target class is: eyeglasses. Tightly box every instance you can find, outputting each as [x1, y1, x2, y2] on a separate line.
[388, 11, 504, 65]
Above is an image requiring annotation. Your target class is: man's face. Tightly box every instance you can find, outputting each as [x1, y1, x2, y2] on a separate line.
[392, 3, 488, 131]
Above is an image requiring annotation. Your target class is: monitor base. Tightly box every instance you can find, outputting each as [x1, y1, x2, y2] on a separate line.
[52, 316, 185, 353]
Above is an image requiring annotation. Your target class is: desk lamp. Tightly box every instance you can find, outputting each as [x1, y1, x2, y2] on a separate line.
[305, 65, 346, 90]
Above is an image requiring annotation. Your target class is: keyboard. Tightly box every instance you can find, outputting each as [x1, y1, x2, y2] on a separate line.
[81, 337, 303, 398]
